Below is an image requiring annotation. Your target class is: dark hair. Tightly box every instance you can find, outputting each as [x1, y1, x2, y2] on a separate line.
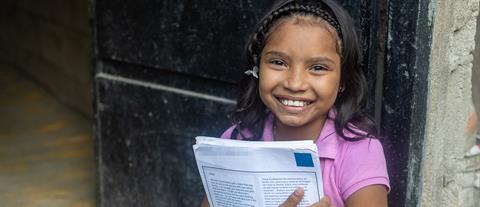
[230, 0, 377, 141]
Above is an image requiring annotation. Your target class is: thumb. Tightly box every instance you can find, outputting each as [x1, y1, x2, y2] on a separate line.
[318, 196, 333, 207]
[279, 187, 304, 207]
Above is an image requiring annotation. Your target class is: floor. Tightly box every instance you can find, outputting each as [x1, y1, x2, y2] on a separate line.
[0, 63, 95, 207]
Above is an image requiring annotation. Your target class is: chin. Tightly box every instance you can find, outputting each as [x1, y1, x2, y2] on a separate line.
[277, 116, 308, 128]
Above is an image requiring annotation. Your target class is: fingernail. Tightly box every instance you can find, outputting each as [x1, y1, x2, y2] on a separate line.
[294, 188, 303, 196]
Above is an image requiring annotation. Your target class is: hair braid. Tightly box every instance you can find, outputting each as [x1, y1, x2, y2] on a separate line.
[246, 2, 343, 67]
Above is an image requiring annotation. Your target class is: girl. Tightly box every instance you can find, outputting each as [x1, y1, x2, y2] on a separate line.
[202, 0, 390, 206]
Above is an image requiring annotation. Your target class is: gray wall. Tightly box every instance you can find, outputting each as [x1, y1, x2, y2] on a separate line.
[422, 0, 480, 206]
[474, 4, 480, 114]
[0, 0, 92, 117]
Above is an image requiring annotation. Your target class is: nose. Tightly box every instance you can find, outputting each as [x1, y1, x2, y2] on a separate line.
[281, 68, 308, 92]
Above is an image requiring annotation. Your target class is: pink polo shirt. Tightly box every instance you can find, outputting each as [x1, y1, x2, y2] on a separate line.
[221, 113, 390, 207]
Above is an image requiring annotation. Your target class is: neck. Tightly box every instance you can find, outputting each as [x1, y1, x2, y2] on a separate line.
[273, 117, 326, 142]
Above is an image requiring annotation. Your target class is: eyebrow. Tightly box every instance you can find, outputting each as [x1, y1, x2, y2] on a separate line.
[263, 51, 289, 59]
[263, 50, 336, 65]
[307, 56, 336, 65]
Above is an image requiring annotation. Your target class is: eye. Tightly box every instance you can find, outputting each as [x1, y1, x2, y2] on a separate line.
[269, 59, 286, 66]
[310, 65, 328, 73]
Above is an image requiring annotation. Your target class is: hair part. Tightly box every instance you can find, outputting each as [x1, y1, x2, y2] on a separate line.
[230, 0, 377, 141]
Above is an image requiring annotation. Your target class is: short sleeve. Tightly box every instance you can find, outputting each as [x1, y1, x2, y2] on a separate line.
[220, 125, 255, 140]
[220, 125, 236, 138]
[338, 138, 390, 200]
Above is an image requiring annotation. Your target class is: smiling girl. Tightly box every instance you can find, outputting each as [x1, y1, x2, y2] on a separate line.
[201, 0, 390, 206]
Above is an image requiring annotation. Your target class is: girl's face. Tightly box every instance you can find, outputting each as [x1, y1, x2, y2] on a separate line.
[259, 19, 341, 132]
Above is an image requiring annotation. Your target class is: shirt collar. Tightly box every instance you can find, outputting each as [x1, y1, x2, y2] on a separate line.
[315, 110, 338, 159]
[262, 110, 339, 159]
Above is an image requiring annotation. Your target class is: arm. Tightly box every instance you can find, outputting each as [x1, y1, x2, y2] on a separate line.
[345, 185, 388, 207]
[200, 196, 209, 207]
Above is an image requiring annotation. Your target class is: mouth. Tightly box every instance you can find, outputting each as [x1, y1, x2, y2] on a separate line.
[276, 97, 313, 107]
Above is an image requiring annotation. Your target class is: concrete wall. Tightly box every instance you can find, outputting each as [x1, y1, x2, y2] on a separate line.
[474, 3, 480, 116]
[421, 0, 480, 206]
[0, 0, 92, 118]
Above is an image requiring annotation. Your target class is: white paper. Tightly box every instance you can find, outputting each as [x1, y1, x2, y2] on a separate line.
[193, 136, 324, 207]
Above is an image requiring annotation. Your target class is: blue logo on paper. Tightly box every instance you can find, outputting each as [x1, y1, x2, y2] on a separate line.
[294, 153, 314, 167]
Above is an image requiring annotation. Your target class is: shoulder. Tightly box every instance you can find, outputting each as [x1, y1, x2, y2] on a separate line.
[338, 135, 385, 156]
[336, 125, 386, 164]
[220, 125, 255, 140]
[332, 122, 383, 154]
[220, 125, 237, 139]
[335, 128, 386, 169]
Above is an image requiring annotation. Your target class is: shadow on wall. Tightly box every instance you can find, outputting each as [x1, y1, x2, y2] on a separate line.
[0, 0, 92, 118]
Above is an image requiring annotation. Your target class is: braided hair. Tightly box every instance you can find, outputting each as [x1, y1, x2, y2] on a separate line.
[230, 0, 377, 141]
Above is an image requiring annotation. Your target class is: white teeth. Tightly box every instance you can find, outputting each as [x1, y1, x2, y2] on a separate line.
[280, 99, 309, 107]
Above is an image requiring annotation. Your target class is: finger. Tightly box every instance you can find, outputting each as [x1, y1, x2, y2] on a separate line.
[279, 187, 304, 207]
[318, 196, 331, 207]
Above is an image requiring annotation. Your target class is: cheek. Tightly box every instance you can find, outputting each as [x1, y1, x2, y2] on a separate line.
[258, 73, 269, 103]
[258, 67, 282, 103]
[258, 67, 275, 91]
[312, 76, 340, 99]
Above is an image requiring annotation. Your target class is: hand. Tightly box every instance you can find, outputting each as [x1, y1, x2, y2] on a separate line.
[279, 188, 335, 207]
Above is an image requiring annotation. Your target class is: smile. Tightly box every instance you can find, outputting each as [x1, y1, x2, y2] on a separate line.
[278, 98, 312, 107]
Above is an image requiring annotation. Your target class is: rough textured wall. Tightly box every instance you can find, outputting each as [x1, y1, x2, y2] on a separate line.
[0, 0, 92, 117]
[473, 3, 480, 115]
[422, 0, 480, 206]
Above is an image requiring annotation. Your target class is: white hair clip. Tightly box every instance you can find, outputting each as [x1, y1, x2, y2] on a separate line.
[244, 66, 259, 78]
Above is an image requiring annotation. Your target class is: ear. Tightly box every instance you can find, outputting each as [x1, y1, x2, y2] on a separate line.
[339, 82, 345, 93]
